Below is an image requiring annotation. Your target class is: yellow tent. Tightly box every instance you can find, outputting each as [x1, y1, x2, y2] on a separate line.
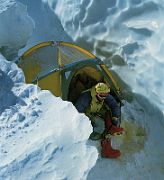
[18, 41, 122, 104]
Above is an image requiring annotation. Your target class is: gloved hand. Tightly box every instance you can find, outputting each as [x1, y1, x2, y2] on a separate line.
[112, 117, 121, 127]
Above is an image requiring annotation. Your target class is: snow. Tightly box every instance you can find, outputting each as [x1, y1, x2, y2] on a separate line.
[0, 0, 34, 60]
[0, 0, 164, 179]
[52, 0, 164, 113]
[0, 1, 97, 179]
[0, 54, 97, 179]
[17, 0, 72, 55]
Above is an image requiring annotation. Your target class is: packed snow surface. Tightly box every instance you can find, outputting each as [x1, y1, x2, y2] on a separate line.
[0, 54, 97, 179]
[0, 0, 164, 179]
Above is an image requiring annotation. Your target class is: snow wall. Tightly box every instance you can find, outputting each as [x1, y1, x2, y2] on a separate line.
[0, 1, 98, 180]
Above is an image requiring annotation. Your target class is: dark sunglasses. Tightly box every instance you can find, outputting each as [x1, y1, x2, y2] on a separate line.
[96, 93, 108, 99]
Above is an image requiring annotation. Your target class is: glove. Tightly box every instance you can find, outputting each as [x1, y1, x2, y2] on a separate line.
[112, 117, 121, 127]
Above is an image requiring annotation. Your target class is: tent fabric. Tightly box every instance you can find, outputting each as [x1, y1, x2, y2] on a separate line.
[58, 43, 96, 66]
[18, 41, 122, 102]
[68, 66, 104, 103]
[38, 71, 61, 97]
[19, 41, 96, 83]
[19, 45, 58, 83]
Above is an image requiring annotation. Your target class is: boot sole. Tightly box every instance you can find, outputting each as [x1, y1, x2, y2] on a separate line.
[101, 153, 121, 158]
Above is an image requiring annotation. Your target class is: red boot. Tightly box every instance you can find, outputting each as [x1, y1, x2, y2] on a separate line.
[101, 139, 121, 158]
[104, 113, 124, 135]
[108, 125, 124, 135]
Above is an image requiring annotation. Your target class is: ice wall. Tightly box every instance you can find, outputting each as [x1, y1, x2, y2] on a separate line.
[48, 0, 164, 113]
[17, 0, 72, 54]
[0, 0, 34, 59]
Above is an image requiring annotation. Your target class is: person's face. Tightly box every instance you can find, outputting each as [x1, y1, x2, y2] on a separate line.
[96, 93, 109, 101]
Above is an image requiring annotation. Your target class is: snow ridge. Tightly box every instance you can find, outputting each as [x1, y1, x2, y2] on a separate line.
[0, 54, 98, 179]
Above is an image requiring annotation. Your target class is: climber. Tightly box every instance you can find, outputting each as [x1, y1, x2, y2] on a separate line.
[75, 82, 124, 158]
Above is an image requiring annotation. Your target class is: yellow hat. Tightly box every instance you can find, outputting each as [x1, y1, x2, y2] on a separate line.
[95, 83, 110, 94]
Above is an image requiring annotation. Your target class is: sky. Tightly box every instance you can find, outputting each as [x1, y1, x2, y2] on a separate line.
[0, 0, 164, 179]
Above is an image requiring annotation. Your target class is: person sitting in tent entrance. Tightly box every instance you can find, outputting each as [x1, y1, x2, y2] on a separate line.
[75, 82, 124, 158]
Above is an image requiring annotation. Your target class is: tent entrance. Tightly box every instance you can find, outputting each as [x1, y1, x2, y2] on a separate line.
[68, 66, 104, 104]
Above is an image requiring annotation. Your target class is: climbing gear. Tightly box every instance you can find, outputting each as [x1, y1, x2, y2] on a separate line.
[85, 87, 104, 116]
[95, 83, 110, 94]
[101, 139, 121, 158]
